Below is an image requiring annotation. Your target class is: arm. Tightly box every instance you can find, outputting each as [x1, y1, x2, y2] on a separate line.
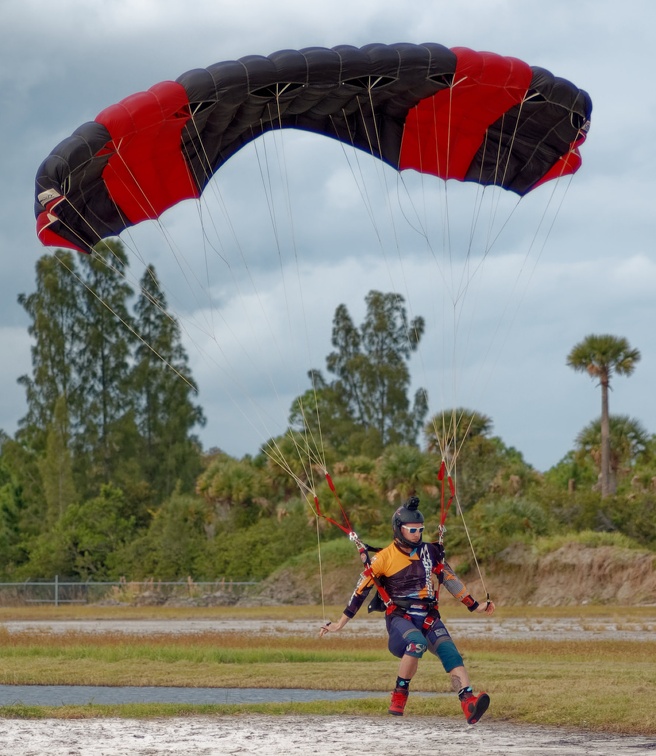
[319, 549, 386, 636]
[442, 560, 496, 615]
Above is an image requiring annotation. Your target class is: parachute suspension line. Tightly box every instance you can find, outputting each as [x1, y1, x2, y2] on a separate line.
[352, 91, 406, 280]
[259, 441, 330, 618]
[178, 119, 250, 341]
[434, 459, 489, 601]
[290, 391, 328, 476]
[182, 110, 254, 302]
[257, 121, 332, 496]
[478, 100, 532, 257]
[92, 135, 241, 351]
[351, 88, 435, 372]
[207, 94, 332, 518]
[267, 94, 330, 473]
[313, 504, 328, 623]
[174, 112, 322, 459]
[406, 84, 567, 476]
[389, 83, 458, 446]
[357, 82, 409, 231]
[104, 233, 323, 462]
[97, 219, 292, 439]
[434, 460, 455, 601]
[487, 172, 574, 354]
[454, 487, 489, 599]
[331, 77, 475, 474]
[463, 175, 573, 415]
[437, 85, 534, 440]
[189, 95, 335, 576]
[55, 252, 197, 392]
[48, 199, 293, 435]
[329, 112, 388, 251]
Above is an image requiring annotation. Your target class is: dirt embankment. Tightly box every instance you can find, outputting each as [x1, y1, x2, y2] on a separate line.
[474, 543, 656, 606]
[256, 543, 656, 607]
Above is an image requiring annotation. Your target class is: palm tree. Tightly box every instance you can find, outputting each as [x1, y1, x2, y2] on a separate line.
[375, 444, 437, 505]
[423, 408, 493, 462]
[567, 335, 641, 497]
[575, 414, 649, 492]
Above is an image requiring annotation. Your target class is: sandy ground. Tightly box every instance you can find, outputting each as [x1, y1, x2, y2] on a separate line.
[1, 715, 655, 755]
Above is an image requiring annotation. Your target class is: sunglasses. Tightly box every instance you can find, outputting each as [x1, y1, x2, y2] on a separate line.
[401, 525, 424, 534]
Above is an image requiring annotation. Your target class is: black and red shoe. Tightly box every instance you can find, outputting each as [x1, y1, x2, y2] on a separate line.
[388, 687, 409, 716]
[460, 691, 490, 724]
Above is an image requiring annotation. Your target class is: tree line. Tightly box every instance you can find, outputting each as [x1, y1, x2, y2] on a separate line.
[0, 242, 204, 577]
[0, 246, 653, 583]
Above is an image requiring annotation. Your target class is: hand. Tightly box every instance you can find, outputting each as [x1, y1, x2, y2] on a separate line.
[319, 621, 335, 637]
[319, 616, 348, 636]
[475, 600, 495, 615]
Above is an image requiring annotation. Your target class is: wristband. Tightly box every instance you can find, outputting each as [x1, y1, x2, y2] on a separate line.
[462, 594, 479, 612]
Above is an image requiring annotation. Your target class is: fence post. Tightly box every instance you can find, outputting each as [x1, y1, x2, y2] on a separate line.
[54, 575, 59, 607]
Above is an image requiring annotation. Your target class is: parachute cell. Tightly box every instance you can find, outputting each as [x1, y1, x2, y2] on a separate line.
[35, 42, 591, 253]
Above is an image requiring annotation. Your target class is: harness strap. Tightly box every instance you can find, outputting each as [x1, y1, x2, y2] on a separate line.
[421, 605, 442, 632]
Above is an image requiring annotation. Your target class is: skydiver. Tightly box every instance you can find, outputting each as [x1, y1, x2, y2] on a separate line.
[319, 496, 495, 723]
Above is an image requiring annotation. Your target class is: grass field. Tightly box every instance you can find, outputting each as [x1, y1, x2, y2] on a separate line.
[0, 605, 654, 736]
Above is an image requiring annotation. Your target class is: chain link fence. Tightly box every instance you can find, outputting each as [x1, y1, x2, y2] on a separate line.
[0, 576, 260, 607]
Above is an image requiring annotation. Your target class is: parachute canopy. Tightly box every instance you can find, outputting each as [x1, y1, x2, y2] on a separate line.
[35, 42, 591, 254]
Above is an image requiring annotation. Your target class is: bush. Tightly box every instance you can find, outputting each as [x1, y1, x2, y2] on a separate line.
[199, 503, 320, 581]
[451, 496, 555, 561]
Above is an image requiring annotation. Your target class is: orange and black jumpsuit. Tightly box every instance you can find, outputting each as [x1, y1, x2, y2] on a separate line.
[343, 540, 480, 671]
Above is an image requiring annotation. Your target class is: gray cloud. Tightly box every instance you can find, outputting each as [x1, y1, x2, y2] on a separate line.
[2, 0, 655, 472]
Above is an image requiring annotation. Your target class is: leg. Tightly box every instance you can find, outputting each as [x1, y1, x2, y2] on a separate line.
[386, 615, 427, 716]
[448, 664, 470, 693]
[398, 653, 419, 680]
[426, 621, 490, 725]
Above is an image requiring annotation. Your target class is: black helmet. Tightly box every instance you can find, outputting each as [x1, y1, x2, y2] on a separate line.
[392, 496, 424, 548]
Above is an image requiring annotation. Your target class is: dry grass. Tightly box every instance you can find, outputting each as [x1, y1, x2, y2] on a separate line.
[1, 603, 655, 621]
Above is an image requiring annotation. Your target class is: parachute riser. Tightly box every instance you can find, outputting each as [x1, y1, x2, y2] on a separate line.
[434, 460, 456, 602]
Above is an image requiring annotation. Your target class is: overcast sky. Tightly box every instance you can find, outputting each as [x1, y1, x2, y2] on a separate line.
[2, 0, 655, 472]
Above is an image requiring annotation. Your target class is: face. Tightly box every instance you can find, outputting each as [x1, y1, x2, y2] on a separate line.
[400, 522, 424, 543]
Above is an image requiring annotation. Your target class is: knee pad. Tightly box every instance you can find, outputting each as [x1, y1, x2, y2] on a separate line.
[435, 639, 463, 672]
[404, 630, 427, 658]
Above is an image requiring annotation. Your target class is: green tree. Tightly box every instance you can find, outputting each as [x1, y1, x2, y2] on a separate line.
[424, 408, 493, 462]
[289, 377, 361, 458]
[18, 485, 136, 580]
[567, 334, 641, 497]
[291, 291, 427, 457]
[0, 433, 31, 574]
[113, 493, 209, 579]
[0, 436, 45, 560]
[424, 409, 535, 510]
[196, 453, 270, 527]
[575, 414, 649, 492]
[73, 240, 138, 495]
[37, 395, 77, 524]
[132, 265, 205, 499]
[543, 449, 597, 492]
[17, 250, 82, 452]
[375, 444, 437, 505]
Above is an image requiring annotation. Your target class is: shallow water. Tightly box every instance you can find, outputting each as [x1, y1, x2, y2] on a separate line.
[0, 684, 437, 706]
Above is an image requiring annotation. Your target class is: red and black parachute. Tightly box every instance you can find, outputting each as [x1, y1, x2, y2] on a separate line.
[35, 43, 591, 254]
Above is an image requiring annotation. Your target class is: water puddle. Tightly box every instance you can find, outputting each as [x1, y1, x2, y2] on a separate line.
[0, 684, 445, 707]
